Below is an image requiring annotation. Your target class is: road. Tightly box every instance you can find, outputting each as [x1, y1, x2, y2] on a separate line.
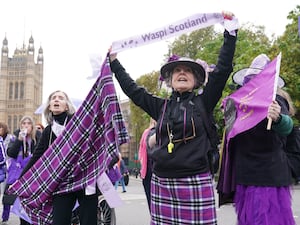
[115, 178, 300, 225]
[2, 177, 300, 224]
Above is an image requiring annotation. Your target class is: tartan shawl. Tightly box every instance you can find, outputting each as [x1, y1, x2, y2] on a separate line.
[9, 56, 129, 225]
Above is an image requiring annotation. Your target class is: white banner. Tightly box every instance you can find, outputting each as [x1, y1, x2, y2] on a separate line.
[111, 12, 239, 53]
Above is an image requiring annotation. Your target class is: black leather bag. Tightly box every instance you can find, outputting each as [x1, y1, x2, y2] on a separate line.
[195, 98, 220, 176]
[207, 147, 220, 174]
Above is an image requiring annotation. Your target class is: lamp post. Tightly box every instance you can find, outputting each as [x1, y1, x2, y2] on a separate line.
[135, 124, 138, 169]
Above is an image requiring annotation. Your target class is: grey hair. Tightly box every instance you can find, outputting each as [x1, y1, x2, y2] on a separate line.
[44, 90, 76, 125]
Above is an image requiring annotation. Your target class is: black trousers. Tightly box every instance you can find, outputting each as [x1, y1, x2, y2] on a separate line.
[20, 218, 31, 225]
[142, 164, 152, 212]
[52, 189, 98, 225]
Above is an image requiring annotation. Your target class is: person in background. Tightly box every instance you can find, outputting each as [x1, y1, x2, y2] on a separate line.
[219, 54, 295, 225]
[109, 11, 237, 224]
[0, 122, 13, 225]
[35, 123, 44, 133]
[114, 153, 128, 193]
[20, 90, 98, 225]
[6, 116, 41, 225]
[138, 118, 156, 212]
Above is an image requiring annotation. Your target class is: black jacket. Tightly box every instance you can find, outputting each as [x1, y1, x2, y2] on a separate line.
[233, 95, 293, 186]
[111, 30, 237, 178]
[7, 129, 41, 159]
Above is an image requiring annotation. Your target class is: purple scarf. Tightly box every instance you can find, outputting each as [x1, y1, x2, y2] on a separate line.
[8, 55, 129, 225]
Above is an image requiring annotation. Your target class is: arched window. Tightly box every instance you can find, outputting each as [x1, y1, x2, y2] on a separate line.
[14, 82, 19, 99]
[20, 82, 24, 99]
[8, 116, 11, 131]
[13, 115, 18, 131]
[9, 82, 13, 99]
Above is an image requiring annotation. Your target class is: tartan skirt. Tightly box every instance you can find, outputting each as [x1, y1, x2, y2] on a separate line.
[150, 172, 216, 225]
[234, 185, 295, 225]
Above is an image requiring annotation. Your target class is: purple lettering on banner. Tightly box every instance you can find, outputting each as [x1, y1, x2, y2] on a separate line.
[111, 13, 239, 53]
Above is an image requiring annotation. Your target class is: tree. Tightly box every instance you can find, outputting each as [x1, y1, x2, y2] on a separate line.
[129, 71, 160, 141]
[271, 5, 300, 123]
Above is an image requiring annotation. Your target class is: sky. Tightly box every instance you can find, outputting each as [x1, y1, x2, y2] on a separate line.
[0, 0, 298, 103]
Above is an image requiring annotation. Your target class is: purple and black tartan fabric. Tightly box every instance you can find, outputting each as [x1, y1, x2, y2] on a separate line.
[9, 56, 129, 225]
[150, 173, 217, 224]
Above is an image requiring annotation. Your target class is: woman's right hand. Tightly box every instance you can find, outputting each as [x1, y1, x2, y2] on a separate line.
[108, 46, 117, 62]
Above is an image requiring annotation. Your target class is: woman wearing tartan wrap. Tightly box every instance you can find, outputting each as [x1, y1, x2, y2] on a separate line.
[110, 11, 237, 225]
[20, 90, 98, 225]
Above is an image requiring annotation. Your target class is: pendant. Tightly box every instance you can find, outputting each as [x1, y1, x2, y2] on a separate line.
[168, 142, 174, 153]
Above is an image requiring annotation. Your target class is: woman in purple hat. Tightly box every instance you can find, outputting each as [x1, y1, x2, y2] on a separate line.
[109, 11, 237, 225]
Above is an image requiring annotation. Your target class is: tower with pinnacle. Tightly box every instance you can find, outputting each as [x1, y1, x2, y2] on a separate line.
[0, 35, 44, 131]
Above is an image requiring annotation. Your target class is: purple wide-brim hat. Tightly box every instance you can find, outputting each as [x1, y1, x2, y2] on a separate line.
[232, 54, 285, 88]
[233, 68, 285, 88]
[160, 57, 206, 88]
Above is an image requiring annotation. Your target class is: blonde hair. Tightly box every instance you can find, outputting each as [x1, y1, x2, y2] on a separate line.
[277, 88, 296, 116]
[44, 90, 76, 125]
[19, 115, 38, 145]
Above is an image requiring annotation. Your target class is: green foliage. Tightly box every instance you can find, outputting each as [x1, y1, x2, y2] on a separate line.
[272, 5, 300, 123]
[129, 71, 160, 140]
[167, 27, 217, 59]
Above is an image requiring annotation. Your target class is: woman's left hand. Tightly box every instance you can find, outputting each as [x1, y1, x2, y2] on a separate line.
[222, 11, 234, 20]
[108, 46, 117, 62]
[268, 100, 281, 122]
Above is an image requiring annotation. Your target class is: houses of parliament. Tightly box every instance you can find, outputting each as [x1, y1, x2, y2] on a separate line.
[0, 35, 44, 132]
[0, 35, 137, 165]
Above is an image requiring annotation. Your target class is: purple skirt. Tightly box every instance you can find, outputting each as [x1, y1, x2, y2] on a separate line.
[150, 172, 216, 225]
[234, 185, 295, 225]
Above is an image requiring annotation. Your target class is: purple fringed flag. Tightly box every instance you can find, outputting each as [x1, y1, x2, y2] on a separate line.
[11, 197, 32, 223]
[8, 54, 129, 225]
[223, 54, 281, 142]
[217, 54, 281, 199]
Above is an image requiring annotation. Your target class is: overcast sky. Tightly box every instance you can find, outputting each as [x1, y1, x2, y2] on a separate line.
[0, 0, 298, 102]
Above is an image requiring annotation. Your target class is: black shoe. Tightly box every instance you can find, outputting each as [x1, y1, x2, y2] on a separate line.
[122, 190, 126, 193]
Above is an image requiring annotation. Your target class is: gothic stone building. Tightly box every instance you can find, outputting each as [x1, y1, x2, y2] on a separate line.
[0, 35, 43, 132]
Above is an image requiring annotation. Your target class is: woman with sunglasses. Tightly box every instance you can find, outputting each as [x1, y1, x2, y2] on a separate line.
[109, 11, 237, 225]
